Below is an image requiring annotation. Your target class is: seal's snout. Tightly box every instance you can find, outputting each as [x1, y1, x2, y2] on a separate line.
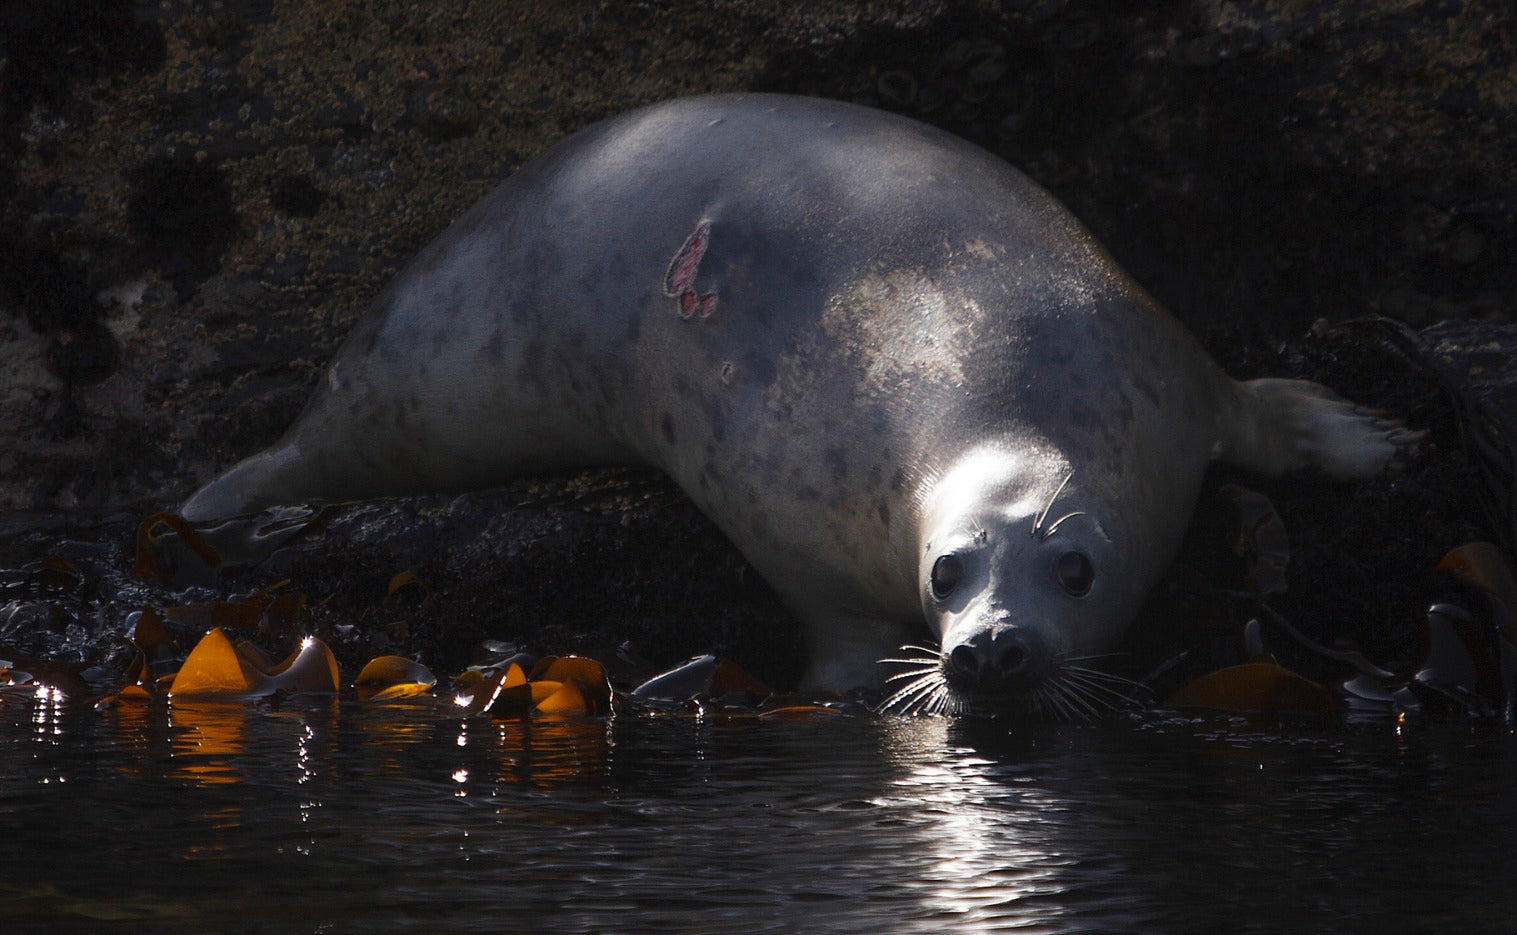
[946, 636, 1029, 681]
[943, 625, 1047, 697]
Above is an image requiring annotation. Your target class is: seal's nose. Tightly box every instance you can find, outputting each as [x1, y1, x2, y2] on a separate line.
[944, 626, 1043, 695]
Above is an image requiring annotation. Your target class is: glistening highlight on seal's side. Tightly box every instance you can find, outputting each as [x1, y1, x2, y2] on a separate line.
[180, 94, 1419, 714]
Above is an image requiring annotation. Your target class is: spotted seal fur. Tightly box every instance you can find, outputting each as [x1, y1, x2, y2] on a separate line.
[181, 94, 1415, 711]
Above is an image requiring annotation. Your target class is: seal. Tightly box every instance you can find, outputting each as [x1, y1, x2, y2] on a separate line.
[181, 93, 1415, 712]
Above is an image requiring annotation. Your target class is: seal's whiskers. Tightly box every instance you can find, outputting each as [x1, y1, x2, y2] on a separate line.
[884, 666, 939, 684]
[1032, 683, 1078, 720]
[1031, 660, 1146, 722]
[878, 672, 946, 715]
[877, 643, 1146, 719]
[896, 644, 946, 657]
[877, 642, 952, 716]
[1061, 662, 1148, 701]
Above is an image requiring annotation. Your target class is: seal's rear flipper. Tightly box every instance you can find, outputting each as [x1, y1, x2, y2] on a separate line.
[1215, 378, 1424, 480]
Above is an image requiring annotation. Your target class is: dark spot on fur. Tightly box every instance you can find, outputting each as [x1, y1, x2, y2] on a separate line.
[890, 467, 907, 491]
[589, 400, 609, 431]
[520, 338, 547, 386]
[1043, 339, 1074, 365]
[1069, 401, 1096, 429]
[660, 412, 677, 444]
[740, 350, 776, 388]
[877, 501, 891, 527]
[706, 399, 727, 443]
[825, 447, 848, 483]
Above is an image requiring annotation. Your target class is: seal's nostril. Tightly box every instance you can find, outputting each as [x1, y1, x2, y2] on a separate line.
[948, 645, 980, 678]
[996, 638, 1029, 674]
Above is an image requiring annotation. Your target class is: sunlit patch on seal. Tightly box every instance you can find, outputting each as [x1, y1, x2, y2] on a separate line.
[665, 219, 717, 319]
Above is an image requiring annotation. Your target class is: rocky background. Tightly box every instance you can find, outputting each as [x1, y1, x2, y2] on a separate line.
[1, 0, 1513, 686]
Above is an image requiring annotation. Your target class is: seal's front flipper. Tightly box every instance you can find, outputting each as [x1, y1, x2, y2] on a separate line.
[180, 444, 307, 521]
[1215, 378, 1424, 480]
[796, 617, 917, 693]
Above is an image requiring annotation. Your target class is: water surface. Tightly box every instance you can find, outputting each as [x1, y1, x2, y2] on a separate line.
[5, 694, 1516, 933]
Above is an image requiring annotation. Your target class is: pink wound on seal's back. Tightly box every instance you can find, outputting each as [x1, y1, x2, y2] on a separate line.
[665, 220, 718, 319]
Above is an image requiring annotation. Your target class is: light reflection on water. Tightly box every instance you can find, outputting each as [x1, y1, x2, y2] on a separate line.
[4, 697, 1517, 933]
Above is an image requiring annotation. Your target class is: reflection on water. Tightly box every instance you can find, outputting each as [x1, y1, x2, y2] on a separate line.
[4, 695, 1517, 934]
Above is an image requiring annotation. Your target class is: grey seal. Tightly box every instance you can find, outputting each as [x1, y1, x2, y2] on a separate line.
[181, 93, 1414, 712]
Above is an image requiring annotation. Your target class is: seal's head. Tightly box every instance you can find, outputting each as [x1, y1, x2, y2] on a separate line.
[884, 443, 1140, 717]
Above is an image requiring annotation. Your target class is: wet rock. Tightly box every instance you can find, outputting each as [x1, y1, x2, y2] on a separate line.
[406, 82, 482, 141]
[44, 321, 120, 386]
[125, 155, 239, 301]
[876, 70, 917, 107]
[1448, 224, 1486, 266]
[270, 174, 327, 217]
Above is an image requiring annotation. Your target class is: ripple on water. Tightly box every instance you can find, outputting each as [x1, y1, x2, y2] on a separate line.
[3, 699, 1517, 933]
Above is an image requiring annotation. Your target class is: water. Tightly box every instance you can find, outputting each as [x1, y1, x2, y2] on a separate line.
[5, 693, 1517, 934]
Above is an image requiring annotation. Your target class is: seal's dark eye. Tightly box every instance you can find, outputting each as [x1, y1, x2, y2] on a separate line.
[1055, 551, 1094, 596]
[930, 554, 964, 599]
